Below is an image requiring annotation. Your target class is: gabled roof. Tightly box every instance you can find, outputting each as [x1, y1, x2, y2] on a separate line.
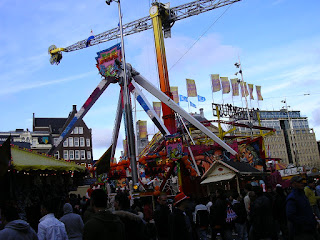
[201, 159, 266, 184]
[34, 118, 67, 134]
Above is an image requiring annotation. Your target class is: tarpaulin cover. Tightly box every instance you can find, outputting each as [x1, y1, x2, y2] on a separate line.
[11, 147, 85, 172]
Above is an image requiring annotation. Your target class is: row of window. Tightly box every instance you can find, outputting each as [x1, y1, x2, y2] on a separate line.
[63, 150, 92, 160]
[62, 137, 90, 147]
[71, 127, 84, 135]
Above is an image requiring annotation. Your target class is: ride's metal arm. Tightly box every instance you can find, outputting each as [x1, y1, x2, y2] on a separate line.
[129, 81, 170, 136]
[51, 0, 240, 53]
[132, 71, 238, 155]
[48, 78, 113, 155]
[110, 91, 123, 161]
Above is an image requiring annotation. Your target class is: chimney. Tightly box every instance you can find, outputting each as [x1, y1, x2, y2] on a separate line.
[73, 105, 77, 113]
[200, 108, 204, 118]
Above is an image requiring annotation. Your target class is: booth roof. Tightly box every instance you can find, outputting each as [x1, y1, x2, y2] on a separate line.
[11, 147, 85, 172]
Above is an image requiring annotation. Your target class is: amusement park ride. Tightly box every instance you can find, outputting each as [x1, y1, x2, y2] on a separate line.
[47, 0, 273, 194]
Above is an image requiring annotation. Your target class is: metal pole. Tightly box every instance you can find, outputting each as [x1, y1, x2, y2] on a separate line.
[237, 58, 252, 137]
[117, 0, 138, 185]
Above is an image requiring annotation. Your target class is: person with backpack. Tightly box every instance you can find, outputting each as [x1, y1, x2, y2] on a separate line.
[193, 198, 210, 240]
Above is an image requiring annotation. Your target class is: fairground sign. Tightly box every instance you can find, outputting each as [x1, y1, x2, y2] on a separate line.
[212, 103, 259, 121]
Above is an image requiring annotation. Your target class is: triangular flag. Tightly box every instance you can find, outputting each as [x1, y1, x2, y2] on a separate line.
[95, 144, 112, 175]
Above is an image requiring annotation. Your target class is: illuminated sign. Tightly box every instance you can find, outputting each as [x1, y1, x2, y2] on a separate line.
[96, 43, 121, 78]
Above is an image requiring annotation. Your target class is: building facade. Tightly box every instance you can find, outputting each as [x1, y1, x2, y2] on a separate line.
[232, 109, 320, 168]
[32, 105, 93, 166]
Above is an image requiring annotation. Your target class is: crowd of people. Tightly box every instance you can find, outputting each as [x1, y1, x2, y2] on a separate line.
[1, 177, 320, 240]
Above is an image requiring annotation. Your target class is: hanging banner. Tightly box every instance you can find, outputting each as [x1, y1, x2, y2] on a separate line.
[138, 120, 147, 138]
[240, 82, 249, 97]
[230, 78, 239, 96]
[256, 85, 263, 101]
[96, 43, 121, 78]
[248, 84, 254, 100]
[186, 79, 197, 97]
[153, 102, 161, 117]
[170, 86, 179, 104]
[123, 139, 128, 157]
[221, 77, 230, 94]
[211, 74, 221, 92]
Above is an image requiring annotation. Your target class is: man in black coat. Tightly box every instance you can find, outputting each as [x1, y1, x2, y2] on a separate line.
[154, 193, 171, 240]
[169, 192, 194, 240]
[83, 189, 125, 240]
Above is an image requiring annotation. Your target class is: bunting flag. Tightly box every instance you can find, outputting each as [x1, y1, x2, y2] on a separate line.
[179, 95, 188, 102]
[153, 102, 161, 117]
[0, 136, 11, 177]
[240, 82, 249, 97]
[220, 77, 230, 94]
[248, 84, 254, 100]
[190, 101, 197, 108]
[230, 78, 239, 96]
[186, 79, 197, 97]
[198, 95, 206, 102]
[170, 86, 179, 104]
[211, 74, 221, 92]
[256, 85, 263, 101]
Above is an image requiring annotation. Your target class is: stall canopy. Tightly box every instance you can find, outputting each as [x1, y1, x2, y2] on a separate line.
[11, 147, 85, 172]
[201, 159, 266, 184]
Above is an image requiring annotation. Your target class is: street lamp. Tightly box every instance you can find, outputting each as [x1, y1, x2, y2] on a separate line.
[106, 0, 138, 185]
[235, 59, 252, 137]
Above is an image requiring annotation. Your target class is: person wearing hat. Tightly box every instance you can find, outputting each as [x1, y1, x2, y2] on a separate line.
[305, 178, 320, 219]
[168, 192, 194, 240]
[286, 176, 318, 240]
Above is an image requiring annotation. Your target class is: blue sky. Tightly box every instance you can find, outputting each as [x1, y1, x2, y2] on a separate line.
[1, 0, 320, 160]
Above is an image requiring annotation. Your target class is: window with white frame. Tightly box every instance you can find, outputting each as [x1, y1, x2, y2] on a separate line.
[64, 150, 69, 160]
[87, 151, 92, 160]
[69, 150, 74, 160]
[74, 127, 79, 134]
[74, 137, 79, 147]
[81, 150, 86, 160]
[75, 150, 80, 160]
[63, 140, 68, 147]
[69, 137, 74, 147]
[54, 151, 59, 159]
[79, 127, 84, 134]
[86, 139, 90, 147]
[80, 137, 85, 147]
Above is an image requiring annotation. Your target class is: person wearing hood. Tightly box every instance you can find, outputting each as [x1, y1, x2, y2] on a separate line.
[113, 191, 147, 240]
[0, 205, 38, 240]
[83, 189, 125, 240]
[60, 203, 84, 240]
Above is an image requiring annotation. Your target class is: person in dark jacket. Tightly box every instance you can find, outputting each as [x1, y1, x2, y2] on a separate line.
[0, 205, 38, 240]
[169, 192, 194, 240]
[60, 203, 84, 240]
[286, 176, 318, 240]
[83, 189, 125, 240]
[154, 193, 171, 240]
[273, 184, 289, 240]
[210, 188, 228, 240]
[113, 191, 147, 240]
[249, 186, 277, 240]
[231, 192, 248, 240]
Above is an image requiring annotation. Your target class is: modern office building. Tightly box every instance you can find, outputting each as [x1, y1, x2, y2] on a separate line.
[232, 109, 320, 168]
